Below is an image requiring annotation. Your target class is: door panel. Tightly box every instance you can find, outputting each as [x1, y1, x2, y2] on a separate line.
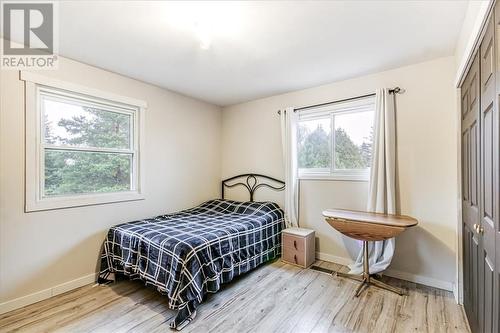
[463, 130, 470, 202]
[495, 6, 500, 333]
[473, 232, 480, 327]
[470, 74, 478, 110]
[464, 225, 471, 305]
[497, 271, 500, 333]
[463, 90, 469, 118]
[480, 14, 497, 333]
[483, 256, 494, 333]
[482, 40, 494, 90]
[462, 53, 481, 333]
[482, 17, 494, 93]
[471, 122, 479, 206]
[483, 105, 493, 220]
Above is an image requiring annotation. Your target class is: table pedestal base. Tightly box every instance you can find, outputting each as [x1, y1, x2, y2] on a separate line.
[335, 271, 406, 296]
[335, 240, 406, 297]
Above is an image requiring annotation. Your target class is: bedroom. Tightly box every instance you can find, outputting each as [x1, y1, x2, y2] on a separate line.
[0, 1, 498, 332]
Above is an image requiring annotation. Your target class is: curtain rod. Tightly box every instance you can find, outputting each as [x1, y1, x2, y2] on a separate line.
[277, 87, 404, 115]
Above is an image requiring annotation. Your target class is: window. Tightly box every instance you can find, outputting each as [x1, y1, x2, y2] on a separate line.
[297, 96, 375, 180]
[22, 72, 146, 211]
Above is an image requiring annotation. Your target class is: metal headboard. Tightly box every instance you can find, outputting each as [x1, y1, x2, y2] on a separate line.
[221, 174, 285, 202]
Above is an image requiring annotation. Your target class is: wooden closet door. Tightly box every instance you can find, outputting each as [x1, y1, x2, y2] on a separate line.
[494, 6, 500, 333]
[462, 52, 481, 333]
[479, 14, 497, 333]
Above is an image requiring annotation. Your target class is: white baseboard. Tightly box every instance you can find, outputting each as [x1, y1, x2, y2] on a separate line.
[315, 251, 454, 292]
[315, 251, 353, 266]
[384, 268, 454, 292]
[0, 273, 97, 315]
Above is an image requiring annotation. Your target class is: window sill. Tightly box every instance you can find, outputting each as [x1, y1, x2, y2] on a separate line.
[298, 174, 369, 182]
[25, 191, 145, 212]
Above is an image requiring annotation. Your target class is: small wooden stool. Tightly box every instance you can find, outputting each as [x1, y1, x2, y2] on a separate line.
[322, 209, 418, 297]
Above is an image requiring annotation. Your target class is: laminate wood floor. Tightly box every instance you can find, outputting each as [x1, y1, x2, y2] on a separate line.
[0, 260, 470, 333]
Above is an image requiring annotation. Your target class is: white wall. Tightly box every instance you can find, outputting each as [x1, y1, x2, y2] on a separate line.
[222, 56, 458, 290]
[0, 57, 222, 310]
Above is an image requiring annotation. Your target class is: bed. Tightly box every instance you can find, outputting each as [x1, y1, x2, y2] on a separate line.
[98, 174, 285, 330]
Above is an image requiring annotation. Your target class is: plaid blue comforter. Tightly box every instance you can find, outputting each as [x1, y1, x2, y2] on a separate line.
[99, 199, 284, 329]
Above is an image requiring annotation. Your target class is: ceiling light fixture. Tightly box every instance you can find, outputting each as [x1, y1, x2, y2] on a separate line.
[193, 21, 211, 50]
[165, 2, 245, 50]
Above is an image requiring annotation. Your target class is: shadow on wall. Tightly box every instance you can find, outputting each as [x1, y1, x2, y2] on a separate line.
[314, 220, 455, 283]
[390, 224, 455, 281]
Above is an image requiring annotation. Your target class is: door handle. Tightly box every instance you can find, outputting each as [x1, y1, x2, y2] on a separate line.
[473, 224, 484, 234]
[293, 240, 297, 249]
[473, 224, 478, 233]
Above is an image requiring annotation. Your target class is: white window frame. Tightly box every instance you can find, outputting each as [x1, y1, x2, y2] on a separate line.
[22, 71, 146, 212]
[297, 96, 375, 182]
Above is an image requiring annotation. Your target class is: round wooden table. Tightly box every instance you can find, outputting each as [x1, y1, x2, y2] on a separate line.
[323, 209, 418, 296]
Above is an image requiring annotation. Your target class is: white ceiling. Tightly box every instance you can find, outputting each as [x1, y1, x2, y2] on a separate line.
[56, 1, 468, 106]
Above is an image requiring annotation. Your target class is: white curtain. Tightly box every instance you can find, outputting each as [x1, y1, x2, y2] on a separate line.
[280, 107, 299, 228]
[348, 88, 397, 275]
